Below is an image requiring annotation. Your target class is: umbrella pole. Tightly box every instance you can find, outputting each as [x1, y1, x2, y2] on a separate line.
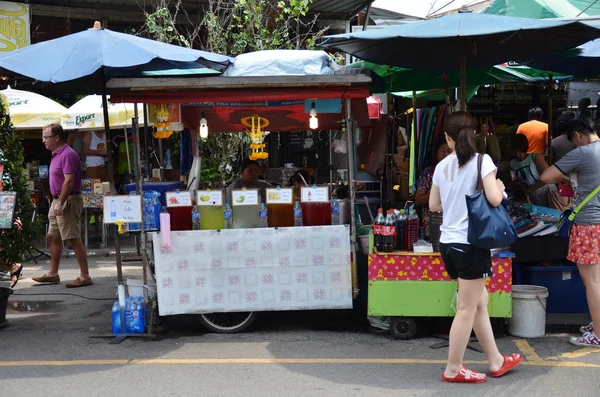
[460, 50, 467, 111]
[143, 104, 151, 182]
[345, 98, 358, 299]
[548, 74, 553, 165]
[101, 75, 125, 306]
[124, 127, 132, 175]
[133, 104, 149, 305]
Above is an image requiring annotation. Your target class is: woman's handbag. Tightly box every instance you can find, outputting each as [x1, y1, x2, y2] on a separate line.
[466, 154, 518, 249]
[557, 185, 600, 239]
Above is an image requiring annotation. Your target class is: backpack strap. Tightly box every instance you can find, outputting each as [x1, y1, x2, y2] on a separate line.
[569, 184, 600, 221]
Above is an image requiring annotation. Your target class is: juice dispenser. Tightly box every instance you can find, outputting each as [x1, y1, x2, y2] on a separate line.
[197, 189, 225, 230]
[231, 188, 260, 229]
[266, 188, 294, 228]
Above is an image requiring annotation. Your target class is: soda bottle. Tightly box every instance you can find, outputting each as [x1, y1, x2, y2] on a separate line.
[374, 208, 385, 252]
[406, 209, 419, 252]
[395, 209, 406, 251]
[191, 205, 201, 230]
[331, 199, 340, 225]
[259, 203, 269, 228]
[293, 201, 303, 227]
[382, 210, 395, 252]
[224, 204, 233, 229]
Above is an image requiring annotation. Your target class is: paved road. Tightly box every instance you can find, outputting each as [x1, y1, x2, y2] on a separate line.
[1, 257, 598, 397]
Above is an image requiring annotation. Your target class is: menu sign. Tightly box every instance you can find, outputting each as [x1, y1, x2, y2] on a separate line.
[0, 191, 16, 229]
[301, 186, 329, 203]
[266, 188, 293, 204]
[166, 191, 192, 207]
[231, 189, 259, 206]
[196, 190, 223, 206]
[103, 195, 142, 224]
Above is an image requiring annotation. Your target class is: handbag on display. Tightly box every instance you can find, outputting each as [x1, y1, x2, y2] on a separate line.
[466, 154, 518, 249]
[557, 185, 600, 239]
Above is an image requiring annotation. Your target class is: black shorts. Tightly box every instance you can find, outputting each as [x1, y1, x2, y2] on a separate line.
[439, 243, 493, 280]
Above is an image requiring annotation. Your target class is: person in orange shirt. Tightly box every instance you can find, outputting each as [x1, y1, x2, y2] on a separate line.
[517, 107, 548, 156]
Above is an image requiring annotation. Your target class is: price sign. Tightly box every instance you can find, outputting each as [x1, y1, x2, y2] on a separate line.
[0, 192, 16, 229]
[196, 190, 223, 206]
[166, 191, 192, 207]
[301, 186, 329, 203]
[232, 189, 259, 206]
[266, 188, 293, 204]
[103, 195, 142, 224]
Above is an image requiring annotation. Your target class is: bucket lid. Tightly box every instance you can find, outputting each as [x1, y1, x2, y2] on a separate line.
[512, 285, 549, 299]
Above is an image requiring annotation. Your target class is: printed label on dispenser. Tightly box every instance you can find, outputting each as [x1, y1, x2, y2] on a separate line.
[232, 189, 259, 206]
[166, 191, 192, 207]
[196, 190, 223, 206]
[301, 186, 329, 203]
[103, 195, 142, 223]
[266, 188, 293, 204]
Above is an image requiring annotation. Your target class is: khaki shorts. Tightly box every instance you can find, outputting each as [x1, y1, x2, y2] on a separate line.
[48, 194, 83, 241]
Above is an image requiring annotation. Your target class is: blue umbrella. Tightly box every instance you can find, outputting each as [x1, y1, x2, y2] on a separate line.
[529, 38, 600, 77]
[320, 12, 600, 110]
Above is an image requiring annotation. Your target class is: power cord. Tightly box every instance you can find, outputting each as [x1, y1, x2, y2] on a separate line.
[11, 292, 115, 301]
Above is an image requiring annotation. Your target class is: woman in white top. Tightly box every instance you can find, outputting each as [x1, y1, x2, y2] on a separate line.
[430, 112, 522, 383]
[83, 130, 108, 181]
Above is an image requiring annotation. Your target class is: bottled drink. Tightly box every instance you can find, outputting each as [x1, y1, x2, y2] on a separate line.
[293, 201, 303, 227]
[224, 203, 233, 229]
[111, 302, 121, 335]
[191, 205, 201, 230]
[374, 208, 385, 252]
[395, 209, 407, 251]
[159, 206, 171, 247]
[110, 198, 117, 219]
[382, 210, 396, 252]
[405, 209, 419, 252]
[331, 199, 340, 225]
[259, 203, 269, 228]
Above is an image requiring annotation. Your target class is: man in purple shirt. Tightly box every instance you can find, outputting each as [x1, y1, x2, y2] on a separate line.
[32, 123, 93, 288]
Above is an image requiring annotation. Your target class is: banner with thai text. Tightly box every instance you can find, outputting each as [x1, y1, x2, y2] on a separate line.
[0, 1, 29, 52]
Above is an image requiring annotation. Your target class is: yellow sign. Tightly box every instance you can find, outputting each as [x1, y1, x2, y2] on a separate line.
[0, 2, 30, 52]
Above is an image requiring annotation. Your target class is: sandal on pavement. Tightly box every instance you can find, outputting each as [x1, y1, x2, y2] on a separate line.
[32, 274, 60, 283]
[580, 322, 594, 335]
[570, 332, 600, 347]
[442, 367, 487, 384]
[9, 264, 23, 288]
[490, 354, 523, 378]
[66, 277, 93, 288]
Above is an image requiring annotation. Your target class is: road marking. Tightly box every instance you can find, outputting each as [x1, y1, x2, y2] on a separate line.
[560, 347, 600, 359]
[513, 340, 544, 363]
[0, 358, 599, 368]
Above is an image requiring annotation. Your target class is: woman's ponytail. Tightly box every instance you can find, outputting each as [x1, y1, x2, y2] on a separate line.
[443, 111, 476, 167]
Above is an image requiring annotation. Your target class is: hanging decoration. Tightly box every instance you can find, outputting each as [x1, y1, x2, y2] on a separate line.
[153, 103, 173, 139]
[241, 114, 269, 161]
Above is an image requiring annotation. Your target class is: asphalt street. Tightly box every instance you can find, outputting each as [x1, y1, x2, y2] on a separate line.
[1, 255, 598, 397]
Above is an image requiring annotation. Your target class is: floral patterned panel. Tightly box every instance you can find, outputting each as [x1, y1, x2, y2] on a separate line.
[368, 253, 512, 293]
[153, 225, 353, 316]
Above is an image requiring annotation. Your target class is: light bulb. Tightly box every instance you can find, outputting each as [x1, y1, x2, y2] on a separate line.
[199, 112, 208, 139]
[309, 102, 318, 130]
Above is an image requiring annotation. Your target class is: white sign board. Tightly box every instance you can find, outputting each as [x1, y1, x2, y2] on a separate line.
[103, 195, 142, 224]
[197, 190, 223, 206]
[0, 2, 30, 52]
[301, 186, 329, 203]
[166, 191, 192, 207]
[231, 189, 259, 206]
[266, 188, 293, 204]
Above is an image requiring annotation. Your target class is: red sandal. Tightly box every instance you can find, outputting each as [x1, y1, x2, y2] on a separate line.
[442, 366, 487, 384]
[490, 354, 523, 378]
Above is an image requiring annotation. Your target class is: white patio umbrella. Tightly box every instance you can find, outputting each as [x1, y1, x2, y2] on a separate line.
[0, 86, 67, 129]
[61, 94, 147, 130]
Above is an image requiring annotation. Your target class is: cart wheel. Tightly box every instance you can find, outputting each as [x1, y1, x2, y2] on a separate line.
[390, 317, 417, 340]
[198, 312, 258, 334]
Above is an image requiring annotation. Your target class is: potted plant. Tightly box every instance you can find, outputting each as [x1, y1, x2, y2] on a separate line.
[0, 94, 41, 327]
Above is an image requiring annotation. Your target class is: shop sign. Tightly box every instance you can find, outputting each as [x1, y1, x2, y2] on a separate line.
[196, 190, 223, 206]
[266, 188, 293, 204]
[166, 191, 192, 207]
[300, 186, 329, 203]
[0, 2, 30, 52]
[231, 189, 259, 206]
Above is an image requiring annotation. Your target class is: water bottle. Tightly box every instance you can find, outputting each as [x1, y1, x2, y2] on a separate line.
[259, 203, 269, 228]
[293, 201, 303, 227]
[111, 302, 121, 335]
[109, 198, 117, 219]
[224, 203, 233, 229]
[191, 205, 201, 230]
[331, 199, 340, 225]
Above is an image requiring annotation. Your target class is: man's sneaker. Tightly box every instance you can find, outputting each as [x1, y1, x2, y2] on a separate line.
[580, 322, 594, 334]
[570, 331, 600, 347]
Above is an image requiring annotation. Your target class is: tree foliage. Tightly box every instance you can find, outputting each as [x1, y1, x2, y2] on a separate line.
[0, 97, 41, 271]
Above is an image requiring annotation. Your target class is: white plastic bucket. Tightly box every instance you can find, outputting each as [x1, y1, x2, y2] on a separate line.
[126, 277, 156, 300]
[359, 235, 370, 254]
[508, 285, 549, 338]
